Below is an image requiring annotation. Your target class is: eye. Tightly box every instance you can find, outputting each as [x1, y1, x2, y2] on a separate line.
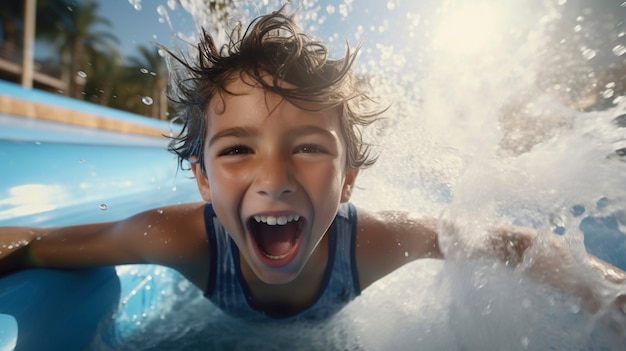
[219, 145, 253, 156]
[295, 144, 326, 154]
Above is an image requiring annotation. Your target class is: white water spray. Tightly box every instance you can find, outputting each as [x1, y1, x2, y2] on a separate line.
[100, 0, 626, 349]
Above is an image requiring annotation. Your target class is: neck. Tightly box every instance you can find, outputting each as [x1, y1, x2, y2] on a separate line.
[240, 234, 330, 317]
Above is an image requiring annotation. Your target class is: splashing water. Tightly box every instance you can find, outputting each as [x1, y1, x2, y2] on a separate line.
[94, 0, 626, 349]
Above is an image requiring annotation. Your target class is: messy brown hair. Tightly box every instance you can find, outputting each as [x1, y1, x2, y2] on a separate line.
[165, 9, 383, 173]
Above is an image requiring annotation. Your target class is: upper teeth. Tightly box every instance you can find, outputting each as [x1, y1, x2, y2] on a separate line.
[254, 215, 300, 225]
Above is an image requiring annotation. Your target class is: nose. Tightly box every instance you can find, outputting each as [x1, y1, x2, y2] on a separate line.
[253, 154, 296, 198]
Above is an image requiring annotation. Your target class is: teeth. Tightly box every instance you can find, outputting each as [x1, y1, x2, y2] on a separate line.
[253, 214, 300, 225]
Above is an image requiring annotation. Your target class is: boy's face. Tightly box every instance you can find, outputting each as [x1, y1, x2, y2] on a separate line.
[192, 74, 358, 284]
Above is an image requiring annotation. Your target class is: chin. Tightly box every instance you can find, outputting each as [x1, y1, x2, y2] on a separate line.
[254, 267, 301, 285]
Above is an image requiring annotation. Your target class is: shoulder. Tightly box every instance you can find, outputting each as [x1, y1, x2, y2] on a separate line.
[131, 201, 209, 254]
[353, 206, 442, 290]
[126, 201, 211, 289]
[116, 202, 209, 267]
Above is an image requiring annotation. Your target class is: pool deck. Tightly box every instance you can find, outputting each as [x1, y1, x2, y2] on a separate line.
[0, 80, 177, 139]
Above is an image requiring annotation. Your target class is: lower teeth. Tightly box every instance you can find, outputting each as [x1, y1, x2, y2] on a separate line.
[263, 251, 290, 260]
[258, 220, 303, 261]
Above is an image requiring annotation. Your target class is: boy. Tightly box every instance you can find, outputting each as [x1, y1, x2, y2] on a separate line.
[1, 10, 625, 323]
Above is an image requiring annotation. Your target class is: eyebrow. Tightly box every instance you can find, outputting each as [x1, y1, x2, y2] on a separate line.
[208, 125, 339, 147]
[208, 126, 257, 147]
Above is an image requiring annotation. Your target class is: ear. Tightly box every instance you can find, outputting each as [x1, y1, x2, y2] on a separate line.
[340, 167, 360, 203]
[190, 157, 212, 202]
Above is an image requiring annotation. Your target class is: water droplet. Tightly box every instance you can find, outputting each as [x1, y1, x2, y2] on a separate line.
[482, 302, 492, 315]
[601, 89, 615, 99]
[99, 204, 108, 210]
[612, 44, 626, 57]
[581, 48, 596, 60]
[143, 232, 148, 236]
[157, 4, 167, 16]
[404, 251, 409, 257]
[128, 0, 142, 11]
[157, 209, 164, 214]
[142, 96, 153, 105]
[521, 336, 530, 349]
[140, 68, 149, 74]
[171, 186, 177, 192]
[77, 71, 87, 78]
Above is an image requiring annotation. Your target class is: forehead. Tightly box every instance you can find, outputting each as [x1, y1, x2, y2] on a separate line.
[206, 74, 342, 130]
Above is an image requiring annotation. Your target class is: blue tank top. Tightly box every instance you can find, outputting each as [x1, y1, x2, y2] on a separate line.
[203, 202, 361, 321]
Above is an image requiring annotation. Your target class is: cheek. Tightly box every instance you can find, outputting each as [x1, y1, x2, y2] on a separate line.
[299, 162, 345, 202]
[207, 159, 249, 195]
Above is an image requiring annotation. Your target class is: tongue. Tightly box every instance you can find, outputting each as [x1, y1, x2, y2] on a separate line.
[254, 221, 299, 257]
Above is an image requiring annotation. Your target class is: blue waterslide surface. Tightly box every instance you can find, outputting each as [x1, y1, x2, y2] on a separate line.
[0, 83, 200, 350]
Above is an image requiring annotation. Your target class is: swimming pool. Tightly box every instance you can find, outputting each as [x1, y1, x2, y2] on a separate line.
[0, 80, 201, 350]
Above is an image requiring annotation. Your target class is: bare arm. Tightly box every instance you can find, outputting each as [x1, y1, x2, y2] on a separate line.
[355, 208, 442, 290]
[356, 208, 626, 320]
[0, 202, 211, 289]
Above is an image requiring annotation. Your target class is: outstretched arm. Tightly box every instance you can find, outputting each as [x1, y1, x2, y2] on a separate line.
[0, 202, 211, 289]
[356, 208, 626, 324]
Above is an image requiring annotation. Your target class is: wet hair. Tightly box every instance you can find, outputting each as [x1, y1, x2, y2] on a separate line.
[165, 9, 384, 173]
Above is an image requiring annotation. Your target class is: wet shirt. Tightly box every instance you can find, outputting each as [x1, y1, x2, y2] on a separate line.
[203, 202, 361, 321]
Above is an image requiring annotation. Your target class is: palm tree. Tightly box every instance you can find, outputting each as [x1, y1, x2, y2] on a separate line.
[82, 48, 122, 106]
[0, 0, 23, 63]
[126, 45, 169, 120]
[38, 0, 119, 98]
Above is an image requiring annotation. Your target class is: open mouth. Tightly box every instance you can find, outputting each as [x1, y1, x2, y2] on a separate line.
[248, 214, 305, 265]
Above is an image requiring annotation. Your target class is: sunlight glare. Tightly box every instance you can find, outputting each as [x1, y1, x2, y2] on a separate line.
[0, 184, 65, 219]
[433, 2, 505, 57]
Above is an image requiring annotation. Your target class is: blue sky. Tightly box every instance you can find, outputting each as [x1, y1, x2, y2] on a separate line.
[96, 0, 196, 58]
[33, 0, 625, 81]
[88, 0, 432, 63]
